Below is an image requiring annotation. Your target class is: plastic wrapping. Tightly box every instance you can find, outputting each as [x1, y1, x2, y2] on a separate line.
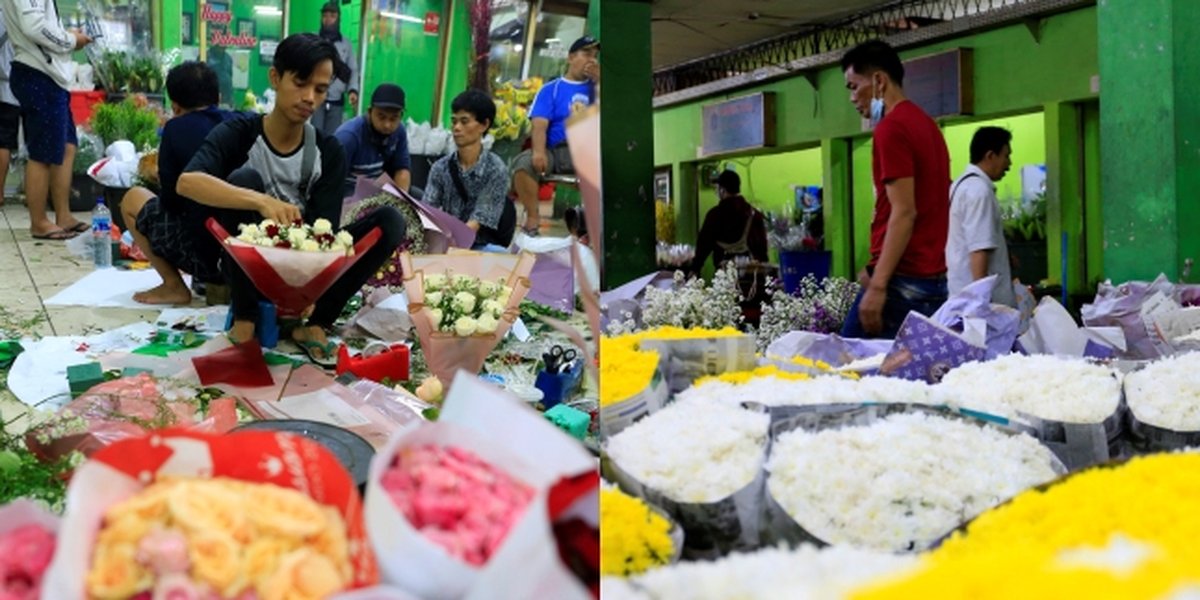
[638, 335, 756, 395]
[598, 367, 669, 439]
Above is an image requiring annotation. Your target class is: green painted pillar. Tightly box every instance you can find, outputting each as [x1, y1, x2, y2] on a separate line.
[598, 0, 655, 287]
[1098, 0, 1200, 283]
[1044, 102, 1085, 293]
[821, 138, 852, 279]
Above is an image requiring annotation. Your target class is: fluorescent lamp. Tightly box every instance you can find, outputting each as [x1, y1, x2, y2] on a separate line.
[514, 43, 523, 52]
[253, 5, 282, 16]
[545, 38, 560, 43]
[380, 10, 424, 24]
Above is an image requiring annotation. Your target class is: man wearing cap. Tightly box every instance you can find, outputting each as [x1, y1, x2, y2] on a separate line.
[314, 1, 359, 134]
[334, 83, 411, 196]
[509, 35, 599, 236]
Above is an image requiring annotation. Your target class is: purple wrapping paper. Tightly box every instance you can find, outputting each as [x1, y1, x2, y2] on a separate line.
[765, 331, 893, 368]
[931, 275, 1021, 359]
[526, 250, 576, 313]
[342, 174, 477, 252]
[880, 312, 986, 383]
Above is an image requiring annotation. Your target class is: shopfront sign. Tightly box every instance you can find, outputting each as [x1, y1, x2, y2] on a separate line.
[701, 92, 777, 156]
[202, 4, 256, 48]
[424, 12, 440, 35]
[201, 3, 232, 25]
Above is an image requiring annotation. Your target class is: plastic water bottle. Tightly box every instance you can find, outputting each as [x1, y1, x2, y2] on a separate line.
[92, 198, 112, 268]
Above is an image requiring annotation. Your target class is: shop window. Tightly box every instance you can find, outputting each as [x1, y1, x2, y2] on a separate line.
[488, 1, 587, 85]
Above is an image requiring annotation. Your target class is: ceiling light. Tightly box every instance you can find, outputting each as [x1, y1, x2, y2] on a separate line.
[514, 43, 523, 52]
[381, 10, 424, 24]
[253, 5, 282, 16]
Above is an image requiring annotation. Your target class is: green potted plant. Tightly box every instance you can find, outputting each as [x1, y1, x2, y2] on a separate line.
[71, 132, 105, 212]
[1003, 193, 1049, 285]
[87, 98, 162, 230]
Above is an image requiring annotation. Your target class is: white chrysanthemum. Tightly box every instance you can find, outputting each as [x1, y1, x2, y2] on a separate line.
[681, 375, 939, 409]
[939, 354, 1120, 423]
[476, 313, 499, 335]
[427, 308, 444, 329]
[766, 412, 1060, 552]
[312, 218, 333, 235]
[425, 273, 448, 290]
[1125, 352, 1200, 430]
[298, 239, 320, 252]
[606, 396, 769, 503]
[454, 316, 478, 336]
[452, 291, 477, 314]
[606, 544, 918, 600]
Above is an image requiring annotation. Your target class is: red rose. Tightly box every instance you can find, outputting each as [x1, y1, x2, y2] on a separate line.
[275, 240, 292, 249]
[292, 219, 304, 227]
[265, 224, 280, 237]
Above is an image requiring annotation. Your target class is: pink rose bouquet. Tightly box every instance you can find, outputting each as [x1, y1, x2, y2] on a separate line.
[0, 500, 59, 600]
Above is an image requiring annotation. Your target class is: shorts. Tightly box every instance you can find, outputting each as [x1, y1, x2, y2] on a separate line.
[10, 63, 76, 165]
[0, 102, 19, 151]
[136, 197, 223, 283]
[510, 144, 574, 179]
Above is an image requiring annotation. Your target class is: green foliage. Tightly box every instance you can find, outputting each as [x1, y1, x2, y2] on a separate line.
[73, 133, 104, 175]
[90, 99, 160, 150]
[96, 50, 164, 94]
[1003, 193, 1048, 242]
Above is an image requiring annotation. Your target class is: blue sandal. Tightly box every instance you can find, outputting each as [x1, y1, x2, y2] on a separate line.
[295, 338, 339, 368]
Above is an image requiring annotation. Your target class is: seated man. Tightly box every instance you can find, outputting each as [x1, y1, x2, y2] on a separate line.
[424, 89, 515, 251]
[334, 83, 411, 196]
[509, 36, 598, 236]
[121, 61, 236, 305]
[178, 33, 404, 366]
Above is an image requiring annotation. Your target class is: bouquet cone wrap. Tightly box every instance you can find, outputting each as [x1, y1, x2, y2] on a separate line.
[207, 217, 383, 317]
[42, 429, 379, 600]
[758, 403, 1067, 551]
[599, 366, 669, 439]
[399, 251, 536, 385]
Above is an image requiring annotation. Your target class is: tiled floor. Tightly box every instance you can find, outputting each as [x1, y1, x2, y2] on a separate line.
[0, 202, 185, 432]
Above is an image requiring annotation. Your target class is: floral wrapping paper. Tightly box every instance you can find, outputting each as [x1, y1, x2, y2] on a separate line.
[879, 312, 987, 384]
[42, 429, 379, 599]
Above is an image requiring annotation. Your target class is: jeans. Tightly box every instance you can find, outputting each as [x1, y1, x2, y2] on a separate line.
[219, 167, 405, 328]
[841, 273, 948, 340]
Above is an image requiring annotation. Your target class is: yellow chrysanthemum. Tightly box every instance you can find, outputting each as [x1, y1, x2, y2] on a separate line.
[599, 335, 660, 407]
[695, 364, 813, 386]
[600, 488, 675, 576]
[853, 453, 1200, 600]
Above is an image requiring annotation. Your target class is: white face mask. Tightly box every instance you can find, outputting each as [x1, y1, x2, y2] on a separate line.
[869, 77, 885, 128]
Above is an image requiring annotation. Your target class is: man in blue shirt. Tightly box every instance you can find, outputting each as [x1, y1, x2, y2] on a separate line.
[334, 83, 410, 196]
[510, 36, 598, 235]
[121, 61, 236, 305]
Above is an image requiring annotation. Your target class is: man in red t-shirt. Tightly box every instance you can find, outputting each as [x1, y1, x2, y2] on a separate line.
[839, 40, 951, 339]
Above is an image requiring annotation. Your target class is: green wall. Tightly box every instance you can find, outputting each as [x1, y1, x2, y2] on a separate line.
[943, 112, 1045, 203]
[654, 6, 1098, 282]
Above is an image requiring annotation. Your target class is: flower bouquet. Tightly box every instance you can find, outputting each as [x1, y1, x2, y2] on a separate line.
[399, 251, 536, 386]
[207, 216, 382, 318]
[343, 176, 477, 293]
[24, 373, 242, 465]
[364, 374, 597, 600]
[42, 429, 379, 599]
[0, 500, 59, 600]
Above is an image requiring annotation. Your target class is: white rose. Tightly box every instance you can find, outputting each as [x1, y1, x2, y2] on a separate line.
[481, 299, 505, 318]
[299, 239, 321, 252]
[427, 308, 444, 330]
[425, 291, 443, 307]
[497, 286, 513, 305]
[479, 280, 503, 298]
[289, 227, 308, 242]
[335, 231, 354, 247]
[239, 223, 261, 237]
[454, 316, 478, 336]
[312, 218, 333, 235]
[425, 273, 448, 290]
[452, 274, 477, 291]
[452, 291, 477, 314]
[476, 313, 499, 334]
[261, 219, 277, 228]
[237, 232, 256, 243]
[257, 238, 275, 247]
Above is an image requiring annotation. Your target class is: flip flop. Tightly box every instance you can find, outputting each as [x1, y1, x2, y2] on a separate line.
[295, 338, 339, 368]
[521, 225, 540, 237]
[31, 229, 78, 240]
[67, 222, 91, 233]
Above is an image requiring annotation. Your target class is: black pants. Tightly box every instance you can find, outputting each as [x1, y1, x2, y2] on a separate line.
[474, 200, 517, 249]
[219, 168, 406, 328]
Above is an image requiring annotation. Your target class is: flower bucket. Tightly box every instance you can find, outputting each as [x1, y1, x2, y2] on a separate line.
[779, 251, 831, 295]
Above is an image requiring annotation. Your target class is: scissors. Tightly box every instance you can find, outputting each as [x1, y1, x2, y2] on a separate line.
[543, 344, 578, 373]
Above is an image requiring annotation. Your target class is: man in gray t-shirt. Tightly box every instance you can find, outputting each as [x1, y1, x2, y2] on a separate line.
[946, 126, 1016, 307]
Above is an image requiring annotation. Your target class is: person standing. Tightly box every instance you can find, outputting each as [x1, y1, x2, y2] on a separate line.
[509, 35, 599, 236]
[178, 34, 404, 366]
[0, 0, 92, 239]
[0, 8, 19, 207]
[839, 40, 951, 339]
[313, 1, 358, 135]
[334, 83, 411, 196]
[690, 170, 768, 276]
[424, 89, 515, 251]
[946, 126, 1017, 307]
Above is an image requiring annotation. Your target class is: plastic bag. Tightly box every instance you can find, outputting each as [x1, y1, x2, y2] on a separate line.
[87, 141, 139, 187]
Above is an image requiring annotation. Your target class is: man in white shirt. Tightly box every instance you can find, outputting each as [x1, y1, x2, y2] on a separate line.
[0, 0, 92, 239]
[946, 126, 1016, 307]
[0, 9, 18, 207]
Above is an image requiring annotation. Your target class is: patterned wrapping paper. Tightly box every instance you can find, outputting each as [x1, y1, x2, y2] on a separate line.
[599, 367, 669, 439]
[879, 312, 987, 384]
[639, 335, 757, 395]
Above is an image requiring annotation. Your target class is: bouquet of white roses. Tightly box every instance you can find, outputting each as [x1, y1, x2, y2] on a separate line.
[400, 251, 537, 386]
[207, 217, 381, 318]
[235, 217, 355, 253]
